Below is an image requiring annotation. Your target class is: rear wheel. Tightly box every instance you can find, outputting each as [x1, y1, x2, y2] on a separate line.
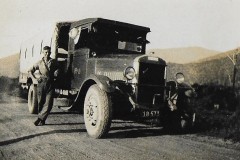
[28, 84, 38, 114]
[84, 84, 112, 139]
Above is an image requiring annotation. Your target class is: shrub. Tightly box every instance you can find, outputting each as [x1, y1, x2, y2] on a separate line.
[192, 84, 240, 141]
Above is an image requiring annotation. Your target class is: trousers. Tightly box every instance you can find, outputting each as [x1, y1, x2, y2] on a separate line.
[37, 78, 54, 121]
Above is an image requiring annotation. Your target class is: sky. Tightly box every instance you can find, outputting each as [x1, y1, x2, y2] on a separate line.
[0, 0, 240, 58]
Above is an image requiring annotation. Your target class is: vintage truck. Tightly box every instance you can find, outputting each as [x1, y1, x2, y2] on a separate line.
[19, 18, 195, 138]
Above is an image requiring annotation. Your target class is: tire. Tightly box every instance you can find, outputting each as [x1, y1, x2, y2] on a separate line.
[28, 84, 38, 114]
[180, 112, 195, 131]
[163, 110, 195, 133]
[162, 111, 181, 133]
[84, 84, 112, 139]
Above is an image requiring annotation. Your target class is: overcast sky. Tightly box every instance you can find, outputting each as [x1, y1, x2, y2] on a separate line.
[0, 0, 240, 58]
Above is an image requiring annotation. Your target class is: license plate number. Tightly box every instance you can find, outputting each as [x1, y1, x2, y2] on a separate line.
[142, 110, 160, 117]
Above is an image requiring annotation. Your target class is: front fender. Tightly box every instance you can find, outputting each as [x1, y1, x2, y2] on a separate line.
[85, 74, 115, 93]
[70, 75, 115, 111]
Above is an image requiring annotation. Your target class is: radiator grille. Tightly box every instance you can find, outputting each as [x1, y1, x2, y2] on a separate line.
[137, 62, 165, 105]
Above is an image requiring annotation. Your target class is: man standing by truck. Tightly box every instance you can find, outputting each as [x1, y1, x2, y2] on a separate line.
[29, 46, 58, 126]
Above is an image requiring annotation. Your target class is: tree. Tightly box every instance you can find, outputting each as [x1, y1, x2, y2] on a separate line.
[227, 48, 239, 90]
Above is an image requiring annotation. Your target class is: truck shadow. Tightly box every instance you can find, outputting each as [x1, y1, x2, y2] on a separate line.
[108, 125, 200, 139]
[0, 129, 85, 146]
[45, 122, 84, 126]
[50, 111, 80, 115]
[108, 127, 167, 139]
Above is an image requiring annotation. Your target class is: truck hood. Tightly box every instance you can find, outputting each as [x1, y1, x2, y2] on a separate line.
[93, 54, 141, 81]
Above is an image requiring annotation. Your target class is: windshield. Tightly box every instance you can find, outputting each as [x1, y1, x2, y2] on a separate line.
[89, 24, 148, 54]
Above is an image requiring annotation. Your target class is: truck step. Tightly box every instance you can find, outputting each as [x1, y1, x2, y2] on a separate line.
[53, 98, 72, 107]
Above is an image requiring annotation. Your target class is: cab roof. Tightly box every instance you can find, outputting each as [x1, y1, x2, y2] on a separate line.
[70, 18, 150, 32]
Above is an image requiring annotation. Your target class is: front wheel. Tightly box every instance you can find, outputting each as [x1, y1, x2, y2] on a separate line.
[28, 84, 38, 114]
[84, 84, 112, 139]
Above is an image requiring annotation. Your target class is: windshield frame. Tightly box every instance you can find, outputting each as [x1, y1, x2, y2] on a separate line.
[88, 23, 149, 54]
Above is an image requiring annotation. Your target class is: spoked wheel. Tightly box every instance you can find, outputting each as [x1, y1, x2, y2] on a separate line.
[84, 84, 112, 139]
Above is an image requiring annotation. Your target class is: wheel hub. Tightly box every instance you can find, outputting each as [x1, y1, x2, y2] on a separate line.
[86, 98, 98, 126]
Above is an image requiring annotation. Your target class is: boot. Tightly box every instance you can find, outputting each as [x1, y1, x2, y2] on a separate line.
[38, 120, 45, 126]
[34, 118, 41, 126]
[34, 118, 45, 126]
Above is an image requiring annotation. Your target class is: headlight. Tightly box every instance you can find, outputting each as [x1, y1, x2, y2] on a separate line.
[123, 67, 136, 80]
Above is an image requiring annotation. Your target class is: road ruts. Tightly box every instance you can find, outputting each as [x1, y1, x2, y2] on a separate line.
[0, 95, 240, 160]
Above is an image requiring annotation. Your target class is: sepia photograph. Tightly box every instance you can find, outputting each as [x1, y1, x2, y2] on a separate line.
[0, 0, 240, 159]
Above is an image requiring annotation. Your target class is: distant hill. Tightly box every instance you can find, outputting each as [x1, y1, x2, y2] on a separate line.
[0, 54, 19, 78]
[147, 47, 240, 87]
[147, 47, 220, 64]
[196, 48, 240, 63]
[167, 48, 240, 86]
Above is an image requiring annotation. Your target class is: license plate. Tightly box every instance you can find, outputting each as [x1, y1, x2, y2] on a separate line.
[142, 110, 160, 117]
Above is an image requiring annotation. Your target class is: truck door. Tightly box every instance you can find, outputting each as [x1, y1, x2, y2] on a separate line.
[71, 48, 89, 89]
[70, 27, 90, 89]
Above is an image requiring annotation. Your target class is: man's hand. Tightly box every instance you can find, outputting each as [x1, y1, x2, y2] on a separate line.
[37, 78, 42, 83]
[54, 69, 60, 77]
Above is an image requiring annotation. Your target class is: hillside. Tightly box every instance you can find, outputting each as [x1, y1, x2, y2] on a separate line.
[196, 48, 240, 63]
[0, 53, 19, 78]
[167, 48, 240, 86]
[147, 47, 220, 64]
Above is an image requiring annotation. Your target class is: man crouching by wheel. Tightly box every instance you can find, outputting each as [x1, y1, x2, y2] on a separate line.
[29, 46, 58, 126]
[175, 72, 197, 130]
[165, 72, 197, 132]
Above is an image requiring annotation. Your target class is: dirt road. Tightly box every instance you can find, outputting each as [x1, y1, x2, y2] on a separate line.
[0, 94, 240, 160]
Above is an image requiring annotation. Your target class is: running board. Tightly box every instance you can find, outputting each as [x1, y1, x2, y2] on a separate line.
[53, 98, 74, 111]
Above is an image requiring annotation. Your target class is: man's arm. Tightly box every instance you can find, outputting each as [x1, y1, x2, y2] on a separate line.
[28, 63, 39, 84]
[52, 59, 60, 79]
[181, 83, 197, 98]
